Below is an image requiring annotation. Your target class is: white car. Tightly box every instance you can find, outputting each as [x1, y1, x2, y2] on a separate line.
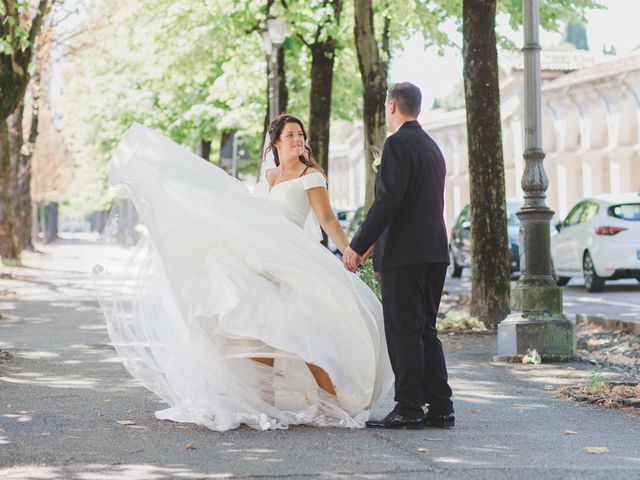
[551, 193, 640, 292]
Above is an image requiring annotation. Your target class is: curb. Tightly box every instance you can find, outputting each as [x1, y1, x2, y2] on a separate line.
[575, 313, 640, 335]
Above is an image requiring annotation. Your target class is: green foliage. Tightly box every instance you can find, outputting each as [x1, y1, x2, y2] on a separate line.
[58, 0, 606, 216]
[438, 311, 487, 331]
[356, 259, 381, 300]
[585, 362, 606, 394]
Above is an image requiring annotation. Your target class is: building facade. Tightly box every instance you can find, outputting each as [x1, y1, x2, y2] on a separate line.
[328, 50, 640, 229]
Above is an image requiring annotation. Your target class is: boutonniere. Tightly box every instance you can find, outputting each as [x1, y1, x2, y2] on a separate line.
[371, 146, 382, 173]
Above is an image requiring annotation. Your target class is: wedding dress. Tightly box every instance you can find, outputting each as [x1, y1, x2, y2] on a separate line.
[94, 123, 393, 431]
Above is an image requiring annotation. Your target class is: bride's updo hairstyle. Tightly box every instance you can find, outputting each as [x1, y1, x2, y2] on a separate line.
[266, 114, 326, 176]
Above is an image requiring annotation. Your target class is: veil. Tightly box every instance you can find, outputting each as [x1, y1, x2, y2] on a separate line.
[257, 133, 323, 242]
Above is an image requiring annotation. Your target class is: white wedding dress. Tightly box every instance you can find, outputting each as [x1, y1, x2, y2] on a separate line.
[94, 123, 393, 431]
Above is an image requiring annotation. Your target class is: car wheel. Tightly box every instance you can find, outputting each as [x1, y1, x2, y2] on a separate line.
[556, 276, 570, 287]
[583, 251, 605, 293]
[449, 249, 463, 278]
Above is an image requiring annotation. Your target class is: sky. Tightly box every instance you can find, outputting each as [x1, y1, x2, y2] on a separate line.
[390, 0, 639, 113]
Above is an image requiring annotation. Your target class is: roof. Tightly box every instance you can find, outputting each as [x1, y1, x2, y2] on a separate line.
[542, 52, 640, 91]
[500, 49, 599, 74]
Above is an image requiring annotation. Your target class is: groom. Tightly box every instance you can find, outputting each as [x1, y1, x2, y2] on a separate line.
[343, 82, 454, 429]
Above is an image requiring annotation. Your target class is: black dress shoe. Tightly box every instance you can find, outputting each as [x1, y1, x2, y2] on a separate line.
[424, 409, 455, 428]
[366, 410, 424, 430]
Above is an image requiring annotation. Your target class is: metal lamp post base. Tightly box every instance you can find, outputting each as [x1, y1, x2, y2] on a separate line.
[495, 0, 577, 363]
[496, 207, 577, 362]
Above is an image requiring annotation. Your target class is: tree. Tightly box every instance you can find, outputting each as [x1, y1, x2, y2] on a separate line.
[59, 0, 269, 218]
[463, 0, 510, 328]
[353, 0, 455, 208]
[0, 0, 50, 261]
[353, 0, 390, 209]
[286, 0, 343, 175]
[462, 0, 602, 327]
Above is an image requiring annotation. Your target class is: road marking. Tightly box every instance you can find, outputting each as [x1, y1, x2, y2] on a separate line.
[566, 296, 640, 308]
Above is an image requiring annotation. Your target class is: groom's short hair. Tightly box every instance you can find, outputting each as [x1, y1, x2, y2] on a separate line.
[388, 82, 421, 117]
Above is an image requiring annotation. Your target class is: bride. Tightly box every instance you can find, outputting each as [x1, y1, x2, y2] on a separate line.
[95, 114, 393, 431]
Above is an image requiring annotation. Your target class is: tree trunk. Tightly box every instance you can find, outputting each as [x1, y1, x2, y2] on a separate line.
[306, 0, 342, 176]
[0, 0, 49, 122]
[0, 121, 19, 260]
[277, 47, 288, 115]
[0, 0, 50, 260]
[199, 139, 211, 162]
[308, 41, 336, 175]
[38, 201, 46, 239]
[353, 0, 389, 209]
[7, 107, 23, 258]
[462, 0, 510, 328]
[19, 70, 42, 251]
[262, 47, 288, 154]
[44, 201, 58, 243]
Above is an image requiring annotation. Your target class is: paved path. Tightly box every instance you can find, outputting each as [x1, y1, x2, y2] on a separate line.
[0, 236, 638, 479]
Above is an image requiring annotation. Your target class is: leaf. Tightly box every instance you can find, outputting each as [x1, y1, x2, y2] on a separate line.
[584, 447, 609, 454]
[416, 448, 429, 453]
[564, 430, 578, 435]
[185, 443, 197, 450]
[116, 420, 136, 426]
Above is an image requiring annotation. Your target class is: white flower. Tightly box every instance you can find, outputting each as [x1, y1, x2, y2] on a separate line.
[370, 146, 382, 173]
[372, 156, 382, 173]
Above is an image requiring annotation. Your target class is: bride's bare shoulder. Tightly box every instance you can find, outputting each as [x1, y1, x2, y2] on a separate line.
[302, 167, 323, 177]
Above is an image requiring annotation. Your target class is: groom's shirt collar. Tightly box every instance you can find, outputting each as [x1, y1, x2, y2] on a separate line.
[398, 120, 421, 131]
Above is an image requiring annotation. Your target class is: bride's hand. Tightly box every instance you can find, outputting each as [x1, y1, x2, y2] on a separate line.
[342, 246, 361, 272]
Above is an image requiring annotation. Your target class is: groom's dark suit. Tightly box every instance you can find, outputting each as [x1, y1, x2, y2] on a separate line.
[350, 120, 453, 418]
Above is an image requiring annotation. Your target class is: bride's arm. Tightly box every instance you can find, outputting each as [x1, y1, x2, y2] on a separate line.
[306, 187, 349, 254]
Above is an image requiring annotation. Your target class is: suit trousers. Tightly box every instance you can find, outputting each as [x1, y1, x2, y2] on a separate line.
[380, 263, 453, 418]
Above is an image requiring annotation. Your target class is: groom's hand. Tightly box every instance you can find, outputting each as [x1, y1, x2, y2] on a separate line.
[342, 246, 361, 272]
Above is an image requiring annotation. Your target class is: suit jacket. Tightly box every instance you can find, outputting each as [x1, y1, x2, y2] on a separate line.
[350, 120, 449, 272]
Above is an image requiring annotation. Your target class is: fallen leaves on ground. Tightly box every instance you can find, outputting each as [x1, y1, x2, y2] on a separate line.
[564, 430, 578, 435]
[416, 448, 429, 453]
[185, 443, 197, 450]
[584, 446, 609, 454]
[116, 420, 136, 426]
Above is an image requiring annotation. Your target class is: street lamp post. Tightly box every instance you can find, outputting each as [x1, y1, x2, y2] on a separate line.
[496, 0, 575, 361]
[261, 16, 287, 122]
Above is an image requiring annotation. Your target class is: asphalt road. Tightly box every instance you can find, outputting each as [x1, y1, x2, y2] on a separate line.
[1, 235, 639, 479]
[444, 272, 640, 326]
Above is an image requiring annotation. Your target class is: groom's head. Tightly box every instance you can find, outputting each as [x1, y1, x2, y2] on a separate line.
[385, 82, 421, 132]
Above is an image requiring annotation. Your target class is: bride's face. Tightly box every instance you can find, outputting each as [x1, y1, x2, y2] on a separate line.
[275, 122, 305, 161]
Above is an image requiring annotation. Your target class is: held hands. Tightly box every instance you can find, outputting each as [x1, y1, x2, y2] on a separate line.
[343, 244, 374, 273]
[342, 246, 363, 272]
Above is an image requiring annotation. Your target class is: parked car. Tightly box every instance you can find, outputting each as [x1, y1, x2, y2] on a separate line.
[448, 199, 523, 278]
[551, 193, 640, 292]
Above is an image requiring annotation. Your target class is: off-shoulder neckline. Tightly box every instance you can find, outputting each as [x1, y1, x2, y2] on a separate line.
[267, 170, 324, 192]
